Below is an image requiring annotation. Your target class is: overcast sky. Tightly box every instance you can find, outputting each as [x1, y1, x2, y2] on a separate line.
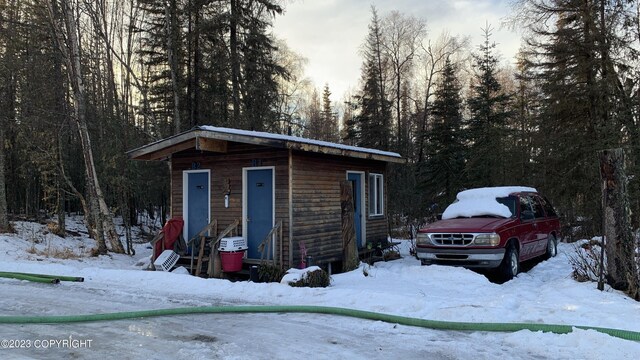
[272, 0, 522, 102]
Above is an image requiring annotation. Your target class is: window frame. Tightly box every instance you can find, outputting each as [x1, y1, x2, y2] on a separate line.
[368, 173, 384, 217]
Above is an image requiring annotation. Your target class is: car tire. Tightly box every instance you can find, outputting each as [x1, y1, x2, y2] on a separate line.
[499, 243, 519, 281]
[545, 234, 557, 260]
[420, 259, 430, 266]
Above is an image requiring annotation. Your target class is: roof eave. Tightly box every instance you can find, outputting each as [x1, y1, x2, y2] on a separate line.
[127, 128, 406, 163]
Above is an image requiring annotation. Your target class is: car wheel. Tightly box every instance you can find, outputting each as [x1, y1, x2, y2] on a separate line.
[420, 259, 430, 266]
[499, 244, 519, 281]
[545, 235, 557, 260]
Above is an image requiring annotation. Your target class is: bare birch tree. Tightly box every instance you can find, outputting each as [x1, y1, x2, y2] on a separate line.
[381, 11, 425, 150]
[47, 0, 124, 254]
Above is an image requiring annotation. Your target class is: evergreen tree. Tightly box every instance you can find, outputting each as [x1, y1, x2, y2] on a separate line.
[348, 7, 392, 150]
[320, 84, 339, 142]
[303, 88, 322, 140]
[418, 58, 466, 208]
[466, 25, 512, 187]
[519, 0, 637, 233]
[137, 0, 184, 137]
[237, 0, 286, 132]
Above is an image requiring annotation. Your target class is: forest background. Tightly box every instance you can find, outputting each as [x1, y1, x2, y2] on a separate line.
[0, 0, 639, 256]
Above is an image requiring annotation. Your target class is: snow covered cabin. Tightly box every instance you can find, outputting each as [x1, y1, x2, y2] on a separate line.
[127, 126, 405, 273]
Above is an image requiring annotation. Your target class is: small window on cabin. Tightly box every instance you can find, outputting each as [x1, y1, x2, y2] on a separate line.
[369, 173, 384, 216]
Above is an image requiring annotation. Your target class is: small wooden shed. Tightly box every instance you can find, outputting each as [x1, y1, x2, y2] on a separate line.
[128, 126, 404, 272]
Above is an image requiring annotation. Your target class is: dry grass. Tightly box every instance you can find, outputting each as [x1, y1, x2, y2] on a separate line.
[27, 245, 85, 259]
[46, 222, 66, 237]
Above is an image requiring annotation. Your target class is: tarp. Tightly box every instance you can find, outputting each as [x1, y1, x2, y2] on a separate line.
[154, 217, 184, 259]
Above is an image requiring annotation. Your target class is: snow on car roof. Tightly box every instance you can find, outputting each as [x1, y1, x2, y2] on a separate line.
[441, 186, 537, 220]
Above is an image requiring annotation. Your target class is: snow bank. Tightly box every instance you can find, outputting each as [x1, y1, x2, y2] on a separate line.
[442, 186, 537, 220]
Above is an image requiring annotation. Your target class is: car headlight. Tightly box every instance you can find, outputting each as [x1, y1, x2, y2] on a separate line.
[474, 233, 500, 246]
[416, 233, 431, 245]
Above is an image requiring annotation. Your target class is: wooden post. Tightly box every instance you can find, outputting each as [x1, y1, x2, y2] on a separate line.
[598, 148, 639, 299]
[341, 181, 358, 271]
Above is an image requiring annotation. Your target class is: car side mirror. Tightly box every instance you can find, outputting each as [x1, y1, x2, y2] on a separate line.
[520, 210, 534, 221]
[436, 213, 442, 220]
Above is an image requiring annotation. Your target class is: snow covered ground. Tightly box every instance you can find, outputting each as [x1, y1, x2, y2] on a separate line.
[1, 217, 639, 359]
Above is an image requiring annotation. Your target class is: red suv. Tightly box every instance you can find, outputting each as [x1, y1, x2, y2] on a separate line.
[416, 187, 560, 280]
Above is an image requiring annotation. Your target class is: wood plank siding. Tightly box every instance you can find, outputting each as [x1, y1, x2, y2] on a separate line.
[171, 143, 291, 266]
[291, 151, 388, 266]
[168, 142, 390, 270]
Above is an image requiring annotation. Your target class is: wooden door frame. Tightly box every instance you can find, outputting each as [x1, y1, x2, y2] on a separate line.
[182, 169, 211, 242]
[242, 166, 276, 260]
[346, 171, 366, 248]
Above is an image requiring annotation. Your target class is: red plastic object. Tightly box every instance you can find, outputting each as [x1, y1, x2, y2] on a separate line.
[220, 251, 245, 272]
[154, 217, 184, 259]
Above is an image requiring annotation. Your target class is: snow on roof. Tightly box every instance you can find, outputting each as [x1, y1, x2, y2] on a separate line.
[441, 186, 537, 220]
[198, 125, 402, 159]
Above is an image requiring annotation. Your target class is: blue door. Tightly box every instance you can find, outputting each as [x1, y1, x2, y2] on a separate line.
[187, 172, 209, 244]
[348, 173, 363, 249]
[247, 169, 274, 259]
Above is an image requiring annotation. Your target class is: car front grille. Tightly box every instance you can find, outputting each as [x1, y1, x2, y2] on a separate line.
[430, 233, 474, 246]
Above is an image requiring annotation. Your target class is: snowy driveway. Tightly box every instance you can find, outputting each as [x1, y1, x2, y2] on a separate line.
[1, 227, 640, 359]
[1, 280, 502, 360]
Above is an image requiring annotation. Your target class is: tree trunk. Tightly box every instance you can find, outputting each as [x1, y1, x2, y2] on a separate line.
[120, 187, 134, 255]
[341, 181, 358, 271]
[230, 0, 242, 127]
[0, 0, 18, 232]
[50, 0, 124, 254]
[0, 126, 8, 232]
[165, 0, 181, 134]
[598, 148, 639, 300]
[55, 170, 66, 237]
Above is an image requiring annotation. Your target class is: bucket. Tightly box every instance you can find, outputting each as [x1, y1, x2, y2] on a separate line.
[220, 251, 245, 272]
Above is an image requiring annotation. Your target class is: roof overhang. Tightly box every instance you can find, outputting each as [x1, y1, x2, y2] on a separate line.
[127, 131, 229, 161]
[127, 127, 406, 164]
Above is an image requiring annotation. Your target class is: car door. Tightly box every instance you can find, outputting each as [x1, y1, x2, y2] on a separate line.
[530, 195, 549, 256]
[538, 195, 560, 244]
[517, 195, 538, 260]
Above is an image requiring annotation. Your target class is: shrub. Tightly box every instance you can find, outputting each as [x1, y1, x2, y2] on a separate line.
[383, 250, 401, 261]
[568, 238, 605, 283]
[289, 268, 331, 288]
[258, 264, 284, 283]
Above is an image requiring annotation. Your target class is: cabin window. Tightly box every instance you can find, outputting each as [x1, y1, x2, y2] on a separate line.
[369, 173, 384, 216]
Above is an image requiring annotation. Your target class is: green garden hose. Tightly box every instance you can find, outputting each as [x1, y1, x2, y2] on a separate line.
[1, 271, 638, 341]
[1, 305, 639, 342]
[0, 272, 84, 282]
[0, 272, 59, 284]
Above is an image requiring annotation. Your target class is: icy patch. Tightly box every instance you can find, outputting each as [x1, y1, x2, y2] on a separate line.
[442, 186, 537, 220]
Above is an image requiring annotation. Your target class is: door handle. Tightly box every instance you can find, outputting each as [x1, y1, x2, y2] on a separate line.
[247, 217, 251, 222]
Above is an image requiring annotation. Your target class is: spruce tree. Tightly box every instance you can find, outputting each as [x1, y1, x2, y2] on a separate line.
[348, 7, 391, 150]
[419, 58, 466, 208]
[466, 26, 512, 188]
[519, 0, 635, 233]
[320, 84, 339, 142]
